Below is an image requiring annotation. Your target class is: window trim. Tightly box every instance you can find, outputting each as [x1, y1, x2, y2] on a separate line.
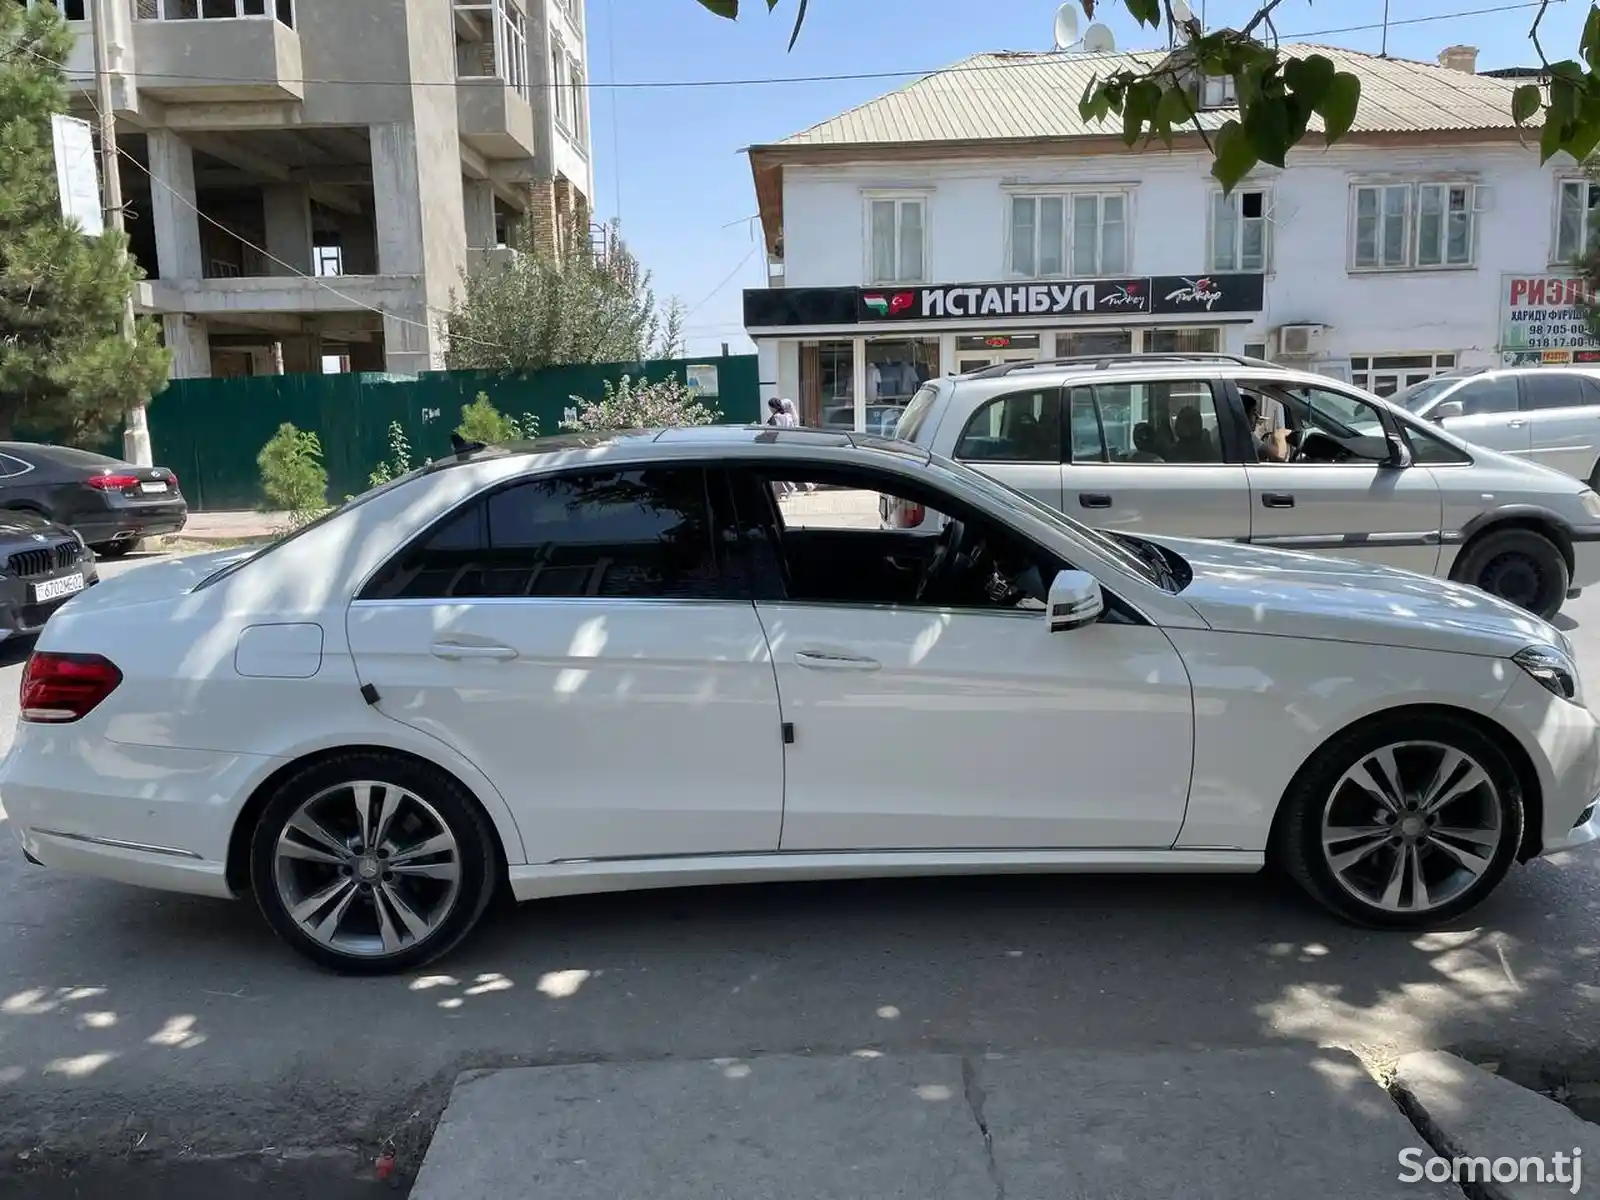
[1553, 176, 1600, 265]
[862, 189, 931, 286]
[1208, 186, 1271, 273]
[1349, 351, 1458, 398]
[1200, 74, 1237, 109]
[551, 34, 572, 132]
[1003, 189, 1132, 280]
[1348, 180, 1480, 273]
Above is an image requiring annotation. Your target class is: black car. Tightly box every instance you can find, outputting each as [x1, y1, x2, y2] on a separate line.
[0, 510, 98, 640]
[0, 442, 187, 557]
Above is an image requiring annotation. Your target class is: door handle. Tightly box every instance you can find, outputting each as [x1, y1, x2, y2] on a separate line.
[1261, 492, 1296, 509]
[1079, 493, 1113, 509]
[794, 650, 881, 672]
[430, 642, 519, 661]
[1506, 419, 1527, 428]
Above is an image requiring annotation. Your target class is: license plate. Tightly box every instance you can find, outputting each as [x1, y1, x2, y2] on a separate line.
[139, 481, 168, 494]
[33, 573, 85, 603]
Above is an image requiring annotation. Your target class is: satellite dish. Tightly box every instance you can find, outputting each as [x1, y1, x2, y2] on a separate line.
[1172, 0, 1193, 25]
[1052, 3, 1079, 51]
[1082, 22, 1116, 52]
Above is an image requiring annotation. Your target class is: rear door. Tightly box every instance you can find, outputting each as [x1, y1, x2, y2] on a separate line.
[346, 464, 786, 864]
[1059, 375, 1252, 540]
[1433, 374, 1531, 459]
[947, 384, 1066, 513]
[1522, 371, 1600, 481]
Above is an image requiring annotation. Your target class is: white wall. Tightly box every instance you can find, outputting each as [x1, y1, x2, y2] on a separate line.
[779, 141, 1581, 369]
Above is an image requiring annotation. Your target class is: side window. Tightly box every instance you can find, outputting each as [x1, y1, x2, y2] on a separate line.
[362, 468, 728, 601]
[893, 384, 940, 443]
[0, 454, 31, 479]
[954, 388, 1061, 462]
[1523, 372, 1584, 411]
[1402, 422, 1472, 465]
[1067, 387, 1107, 462]
[1453, 376, 1520, 416]
[1091, 379, 1223, 464]
[1583, 377, 1600, 408]
[1271, 384, 1395, 464]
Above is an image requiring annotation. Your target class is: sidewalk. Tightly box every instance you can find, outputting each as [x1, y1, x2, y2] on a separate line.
[173, 510, 286, 543]
[410, 1048, 1547, 1199]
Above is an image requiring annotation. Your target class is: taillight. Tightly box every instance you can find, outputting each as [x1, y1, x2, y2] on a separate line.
[167, 472, 179, 490]
[892, 499, 925, 529]
[20, 653, 123, 723]
[86, 474, 140, 491]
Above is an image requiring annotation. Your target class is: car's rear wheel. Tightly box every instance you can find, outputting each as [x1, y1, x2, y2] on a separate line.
[1453, 527, 1569, 620]
[1277, 714, 1524, 928]
[248, 752, 498, 974]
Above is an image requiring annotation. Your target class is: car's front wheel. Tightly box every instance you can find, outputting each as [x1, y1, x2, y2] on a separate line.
[1277, 713, 1524, 928]
[249, 752, 498, 974]
[1453, 527, 1569, 620]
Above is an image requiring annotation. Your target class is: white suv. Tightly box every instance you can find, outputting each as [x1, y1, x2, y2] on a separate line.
[891, 353, 1600, 619]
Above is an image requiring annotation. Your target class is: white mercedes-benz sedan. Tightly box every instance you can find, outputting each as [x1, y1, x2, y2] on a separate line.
[4, 426, 1599, 973]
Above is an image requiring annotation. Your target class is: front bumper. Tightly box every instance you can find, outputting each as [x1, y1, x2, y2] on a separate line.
[0, 568, 98, 640]
[1493, 671, 1600, 858]
[1569, 533, 1600, 590]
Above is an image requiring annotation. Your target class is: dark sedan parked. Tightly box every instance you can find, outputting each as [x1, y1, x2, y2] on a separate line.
[0, 510, 98, 640]
[0, 442, 187, 557]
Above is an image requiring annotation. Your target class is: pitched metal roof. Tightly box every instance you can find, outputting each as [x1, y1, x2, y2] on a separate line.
[773, 44, 1528, 149]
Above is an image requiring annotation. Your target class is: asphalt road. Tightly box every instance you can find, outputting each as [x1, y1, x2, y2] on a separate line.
[1, 552, 1599, 1170]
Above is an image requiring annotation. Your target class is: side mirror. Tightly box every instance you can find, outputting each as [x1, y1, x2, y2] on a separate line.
[1047, 569, 1104, 632]
[1383, 432, 1413, 469]
[1430, 399, 1464, 422]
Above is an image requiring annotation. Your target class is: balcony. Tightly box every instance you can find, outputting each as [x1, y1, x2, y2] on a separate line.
[454, 0, 537, 160]
[134, 0, 304, 102]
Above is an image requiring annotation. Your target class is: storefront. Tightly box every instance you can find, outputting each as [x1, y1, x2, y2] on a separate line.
[744, 272, 1266, 433]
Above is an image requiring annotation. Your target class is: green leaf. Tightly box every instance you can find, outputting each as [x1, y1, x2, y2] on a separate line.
[1156, 85, 1195, 132]
[1121, 80, 1160, 147]
[1124, 0, 1161, 26]
[1584, 5, 1600, 71]
[1564, 117, 1600, 164]
[1317, 71, 1361, 143]
[1512, 83, 1543, 125]
[1211, 121, 1258, 192]
[697, 0, 738, 17]
[1283, 54, 1335, 105]
[1242, 97, 1292, 168]
[1541, 113, 1566, 164]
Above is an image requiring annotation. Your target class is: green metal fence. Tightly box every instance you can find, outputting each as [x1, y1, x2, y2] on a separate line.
[112, 356, 758, 511]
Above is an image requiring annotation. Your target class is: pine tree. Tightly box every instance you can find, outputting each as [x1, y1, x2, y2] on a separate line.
[0, 3, 167, 443]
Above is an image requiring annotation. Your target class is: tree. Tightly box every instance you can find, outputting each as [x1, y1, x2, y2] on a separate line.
[0, 3, 167, 442]
[695, 0, 1600, 192]
[443, 218, 683, 372]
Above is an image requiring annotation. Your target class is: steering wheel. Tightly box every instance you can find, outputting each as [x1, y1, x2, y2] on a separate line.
[916, 518, 967, 602]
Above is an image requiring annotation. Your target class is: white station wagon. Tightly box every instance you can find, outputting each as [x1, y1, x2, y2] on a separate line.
[3, 427, 1597, 973]
[891, 353, 1600, 619]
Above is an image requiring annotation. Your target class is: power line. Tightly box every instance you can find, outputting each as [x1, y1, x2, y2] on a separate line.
[32, 1, 1556, 93]
[683, 244, 760, 319]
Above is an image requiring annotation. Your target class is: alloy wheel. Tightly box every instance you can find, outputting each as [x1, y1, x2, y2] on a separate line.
[272, 780, 462, 959]
[1319, 741, 1504, 915]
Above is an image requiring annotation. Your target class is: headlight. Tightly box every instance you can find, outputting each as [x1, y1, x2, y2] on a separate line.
[1513, 644, 1582, 704]
[1581, 488, 1600, 520]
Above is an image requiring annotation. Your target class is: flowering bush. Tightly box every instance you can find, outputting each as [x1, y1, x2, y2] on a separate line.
[562, 374, 719, 433]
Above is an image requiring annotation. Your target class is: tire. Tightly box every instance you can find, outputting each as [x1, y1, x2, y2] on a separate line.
[1452, 527, 1569, 620]
[91, 542, 133, 559]
[248, 751, 499, 975]
[1275, 712, 1524, 929]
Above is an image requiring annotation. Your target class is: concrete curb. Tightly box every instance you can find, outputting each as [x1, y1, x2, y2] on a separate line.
[1391, 1051, 1599, 1197]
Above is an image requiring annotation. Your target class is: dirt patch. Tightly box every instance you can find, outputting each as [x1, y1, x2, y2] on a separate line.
[0, 1150, 411, 1199]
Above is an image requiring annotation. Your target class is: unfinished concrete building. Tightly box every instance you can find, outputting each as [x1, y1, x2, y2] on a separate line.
[48, 0, 593, 376]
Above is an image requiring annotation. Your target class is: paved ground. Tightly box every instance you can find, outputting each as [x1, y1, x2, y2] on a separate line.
[1, 550, 1599, 1183]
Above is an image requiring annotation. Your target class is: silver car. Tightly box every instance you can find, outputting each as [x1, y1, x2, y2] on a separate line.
[891, 353, 1600, 619]
[1397, 366, 1600, 486]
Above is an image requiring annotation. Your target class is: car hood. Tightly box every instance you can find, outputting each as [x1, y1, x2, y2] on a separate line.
[1146, 535, 1560, 657]
[0, 511, 62, 538]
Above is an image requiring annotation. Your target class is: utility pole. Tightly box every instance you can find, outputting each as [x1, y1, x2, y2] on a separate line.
[90, 0, 152, 467]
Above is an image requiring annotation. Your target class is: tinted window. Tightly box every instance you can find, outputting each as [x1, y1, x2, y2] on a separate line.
[1067, 387, 1106, 462]
[955, 389, 1061, 462]
[1087, 379, 1223, 464]
[1583, 377, 1600, 408]
[1453, 376, 1519, 416]
[1523, 372, 1585, 411]
[364, 468, 730, 601]
[0, 454, 34, 479]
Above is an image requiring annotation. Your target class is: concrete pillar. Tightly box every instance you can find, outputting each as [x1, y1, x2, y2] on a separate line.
[463, 179, 496, 252]
[147, 130, 202, 282]
[382, 302, 432, 377]
[348, 339, 385, 373]
[523, 178, 558, 256]
[372, 124, 426, 277]
[163, 314, 211, 379]
[280, 333, 324, 375]
[262, 184, 314, 277]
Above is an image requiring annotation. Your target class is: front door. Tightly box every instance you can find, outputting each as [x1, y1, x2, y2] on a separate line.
[345, 465, 785, 864]
[1431, 373, 1530, 460]
[1521, 371, 1600, 480]
[1246, 381, 1444, 573]
[736, 463, 1195, 852]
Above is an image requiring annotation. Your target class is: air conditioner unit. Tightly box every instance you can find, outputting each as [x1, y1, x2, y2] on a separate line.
[1275, 323, 1327, 358]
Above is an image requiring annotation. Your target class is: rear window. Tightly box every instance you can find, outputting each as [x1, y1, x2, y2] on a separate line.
[892, 384, 941, 444]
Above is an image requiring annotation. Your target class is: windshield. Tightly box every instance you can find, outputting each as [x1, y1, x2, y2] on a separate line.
[1396, 377, 1464, 413]
[931, 454, 1169, 589]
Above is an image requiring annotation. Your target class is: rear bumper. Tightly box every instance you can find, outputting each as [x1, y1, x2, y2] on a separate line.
[73, 505, 188, 545]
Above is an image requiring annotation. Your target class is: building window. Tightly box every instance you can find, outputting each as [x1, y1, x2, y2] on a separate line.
[1243, 340, 1269, 360]
[1352, 182, 1477, 270]
[145, 0, 292, 23]
[551, 38, 571, 130]
[1555, 179, 1600, 263]
[570, 58, 587, 148]
[314, 243, 343, 277]
[1008, 192, 1127, 278]
[1349, 352, 1457, 397]
[25, 0, 88, 20]
[453, 0, 529, 100]
[867, 196, 925, 284]
[1210, 188, 1268, 272]
[1201, 75, 1236, 108]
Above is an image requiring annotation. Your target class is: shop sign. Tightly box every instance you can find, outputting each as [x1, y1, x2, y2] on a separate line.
[1500, 272, 1600, 365]
[857, 273, 1264, 323]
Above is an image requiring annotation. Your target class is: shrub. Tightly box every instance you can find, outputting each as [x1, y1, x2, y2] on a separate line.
[457, 393, 536, 443]
[561, 374, 719, 433]
[256, 423, 327, 528]
[367, 421, 415, 488]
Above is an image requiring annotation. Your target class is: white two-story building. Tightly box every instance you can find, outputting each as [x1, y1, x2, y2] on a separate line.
[744, 42, 1600, 435]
